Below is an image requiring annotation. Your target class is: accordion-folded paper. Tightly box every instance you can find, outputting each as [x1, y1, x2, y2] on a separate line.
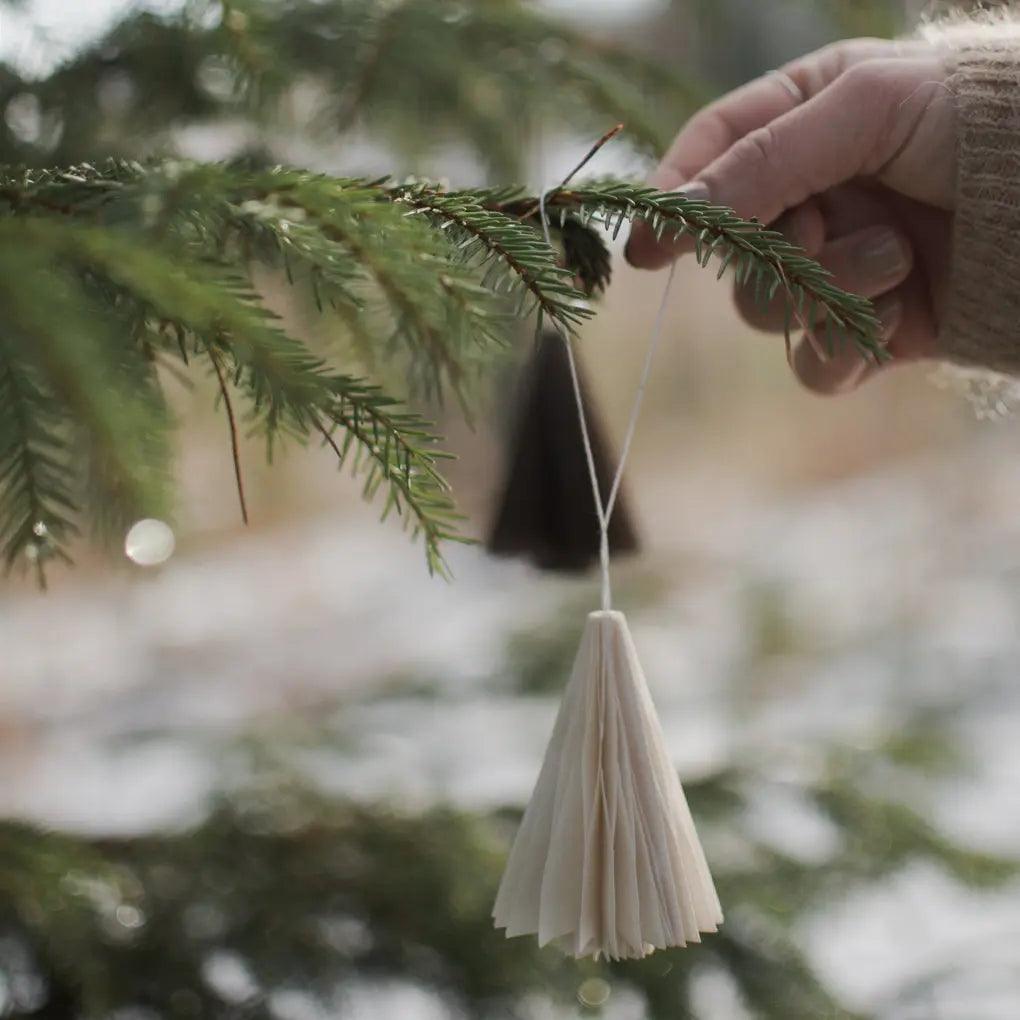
[493, 610, 722, 960]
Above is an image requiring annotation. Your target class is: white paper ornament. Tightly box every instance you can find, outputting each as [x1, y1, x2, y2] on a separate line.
[492, 185, 721, 960]
[493, 610, 722, 959]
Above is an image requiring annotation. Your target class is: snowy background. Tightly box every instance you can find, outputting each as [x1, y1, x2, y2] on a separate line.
[1, 1, 1019, 1017]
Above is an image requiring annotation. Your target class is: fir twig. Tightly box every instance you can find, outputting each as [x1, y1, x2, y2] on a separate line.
[559, 123, 625, 187]
[516, 122, 624, 221]
[0, 339, 77, 586]
[0, 159, 883, 582]
[493, 180, 885, 359]
[394, 185, 589, 334]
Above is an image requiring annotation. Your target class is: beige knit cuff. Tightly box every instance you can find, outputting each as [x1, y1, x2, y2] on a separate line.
[941, 37, 1020, 375]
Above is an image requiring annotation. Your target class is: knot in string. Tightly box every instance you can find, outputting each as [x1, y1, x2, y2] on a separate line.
[537, 187, 677, 611]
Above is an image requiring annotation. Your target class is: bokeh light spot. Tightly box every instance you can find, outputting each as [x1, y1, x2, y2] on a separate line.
[577, 977, 611, 1007]
[125, 519, 175, 566]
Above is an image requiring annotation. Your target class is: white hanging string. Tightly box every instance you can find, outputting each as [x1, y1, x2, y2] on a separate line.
[538, 188, 678, 611]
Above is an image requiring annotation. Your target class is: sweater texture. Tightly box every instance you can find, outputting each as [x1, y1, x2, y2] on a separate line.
[940, 21, 1020, 373]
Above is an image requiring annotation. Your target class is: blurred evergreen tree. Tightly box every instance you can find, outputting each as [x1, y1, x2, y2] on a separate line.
[0, 709, 1013, 1019]
[0, 0, 886, 583]
[5, 5, 1005, 1019]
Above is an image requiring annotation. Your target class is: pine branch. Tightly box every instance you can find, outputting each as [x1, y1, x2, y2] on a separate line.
[99, 256, 465, 572]
[492, 180, 885, 360]
[393, 184, 592, 333]
[0, 160, 885, 582]
[314, 374, 466, 578]
[154, 164, 508, 401]
[272, 183, 476, 401]
[330, 1, 402, 133]
[0, 0, 696, 176]
[58, 163, 879, 359]
[0, 339, 77, 585]
[3, 214, 463, 573]
[0, 234, 171, 575]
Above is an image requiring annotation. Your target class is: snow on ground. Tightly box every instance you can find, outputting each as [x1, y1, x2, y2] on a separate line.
[2, 432, 1020, 1017]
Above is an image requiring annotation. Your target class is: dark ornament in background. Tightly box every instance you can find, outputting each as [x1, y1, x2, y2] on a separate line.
[487, 329, 639, 571]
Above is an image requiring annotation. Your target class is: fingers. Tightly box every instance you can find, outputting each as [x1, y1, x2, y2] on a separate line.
[693, 55, 949, 223]
[803, 225, 913, 298]
[736, 224, 912, 331]
[775, 200, 826, 256]
[645, 39, 899, 191]
[643, 71, 804, 194]
[792, 269, 938, 395]
[626, 39, 902, 269]
[693, 63, 894, 227]
[628, 69, 886, 268]
[792, 294, 901, 394]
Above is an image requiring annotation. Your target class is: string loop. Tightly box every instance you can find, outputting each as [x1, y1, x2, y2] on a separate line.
[538, 189, 677, 611]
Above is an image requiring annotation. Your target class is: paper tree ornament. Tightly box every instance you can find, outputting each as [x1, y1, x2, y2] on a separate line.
[493, 610, 722, 960]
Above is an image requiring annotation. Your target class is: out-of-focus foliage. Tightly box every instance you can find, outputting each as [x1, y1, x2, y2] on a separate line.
[0, 0, 702, 177]
[0, 717, 1012, 1020]
[2, 3, 1011, 1020]
[677, 0, 907, 93]
[0, 0, 905, 584]
[812, 0, 907, 38]
[0, 161, 882, 580]
[0, 0, 697, 581]
[0, 0, 701, 584]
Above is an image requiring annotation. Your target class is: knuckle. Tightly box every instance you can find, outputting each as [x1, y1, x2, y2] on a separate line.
[798, 39, 892, 94]
[837, 58, 895, 102]
[716, 124, 814, 210]
[814, 39, 863, 78]
[733, 123, 782, 173]
[686, 106, 736, 156]
[836, 57, 916, 172]
[831, 38, 892, 72]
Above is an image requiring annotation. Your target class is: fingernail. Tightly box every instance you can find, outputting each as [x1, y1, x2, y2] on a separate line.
[675, 180, 710, 202]
[874, 294, 903, 340]
[859, 229, 909, 281]
[625, 180, 709, 266]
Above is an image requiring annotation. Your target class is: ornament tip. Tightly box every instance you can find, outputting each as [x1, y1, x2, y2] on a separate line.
[587, 608, 625, 621]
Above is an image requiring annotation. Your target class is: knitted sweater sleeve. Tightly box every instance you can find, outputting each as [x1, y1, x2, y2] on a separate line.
[938, 23, 1020, 374]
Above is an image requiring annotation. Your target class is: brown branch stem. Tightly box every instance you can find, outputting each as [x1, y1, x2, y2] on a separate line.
[516, 123, 624, 221]
[208, 347, 249, 526]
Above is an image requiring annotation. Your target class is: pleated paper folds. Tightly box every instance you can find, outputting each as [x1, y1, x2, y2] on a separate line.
[493, 610, 722, 960]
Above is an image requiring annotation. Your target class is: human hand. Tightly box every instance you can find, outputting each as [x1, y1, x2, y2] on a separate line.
[625, 39, 957, 393]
